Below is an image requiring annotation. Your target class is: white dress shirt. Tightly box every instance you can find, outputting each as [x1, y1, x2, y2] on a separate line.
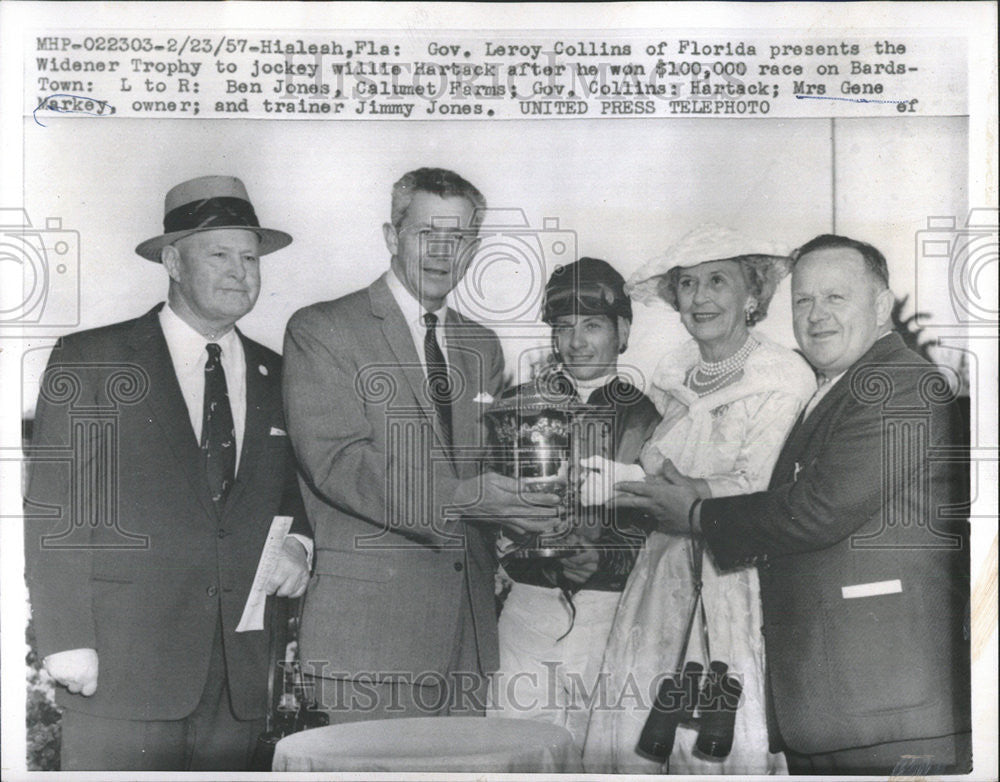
[159, 304, 246, 469]
[385, 269, 448, 374]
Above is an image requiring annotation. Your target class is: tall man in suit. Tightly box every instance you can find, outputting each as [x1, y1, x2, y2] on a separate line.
[617, 234, 970, 774]
[283, 167, 560, 722]
[25, 176, 312, 770]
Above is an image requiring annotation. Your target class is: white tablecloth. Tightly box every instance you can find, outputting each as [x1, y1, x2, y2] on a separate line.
[272, 716, 583, 773]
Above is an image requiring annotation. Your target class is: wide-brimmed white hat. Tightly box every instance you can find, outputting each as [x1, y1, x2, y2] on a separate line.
[627, 223, 788, 304]
[135, 175, 292, 262]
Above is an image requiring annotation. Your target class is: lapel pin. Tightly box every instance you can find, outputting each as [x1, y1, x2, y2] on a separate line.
[259, 364, 268, 376]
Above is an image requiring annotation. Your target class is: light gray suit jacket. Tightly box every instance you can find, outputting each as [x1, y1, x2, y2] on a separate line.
[283, 274, 504, 679]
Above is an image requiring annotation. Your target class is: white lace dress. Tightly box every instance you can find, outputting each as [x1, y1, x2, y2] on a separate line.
[581, 335, 815, 775]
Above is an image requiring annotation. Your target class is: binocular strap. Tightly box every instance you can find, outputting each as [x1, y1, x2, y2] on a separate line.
[674, 536, 712, 671]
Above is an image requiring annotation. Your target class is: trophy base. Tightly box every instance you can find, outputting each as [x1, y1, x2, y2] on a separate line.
[506, 545, 580, 559]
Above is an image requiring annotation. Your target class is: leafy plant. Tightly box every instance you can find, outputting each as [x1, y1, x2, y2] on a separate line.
[26, 616, 61, 771]
[891, 294, 935, 363]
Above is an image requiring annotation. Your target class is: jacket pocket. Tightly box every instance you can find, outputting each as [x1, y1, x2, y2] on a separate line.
[822, 584, 933, 715]
[313, 548, 395, 583]
[91, 573, 134, 584]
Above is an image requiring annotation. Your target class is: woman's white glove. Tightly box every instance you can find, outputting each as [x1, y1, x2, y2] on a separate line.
[578, 455, 645, 506]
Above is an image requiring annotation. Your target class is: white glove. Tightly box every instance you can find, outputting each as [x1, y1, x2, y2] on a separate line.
[578, 455, 646, 506]
[44, 648, 99, 696]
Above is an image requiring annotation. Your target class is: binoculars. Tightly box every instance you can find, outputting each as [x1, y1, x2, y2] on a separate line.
[638, 660, 743, 763]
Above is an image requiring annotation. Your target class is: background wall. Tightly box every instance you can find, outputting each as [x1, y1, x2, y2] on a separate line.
[19, 115, 967, 413]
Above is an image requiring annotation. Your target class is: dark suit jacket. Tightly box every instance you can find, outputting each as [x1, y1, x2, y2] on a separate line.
[283, 274, 505, 679]
[701, 333, 970, 754]
[24, 304, 309, 721]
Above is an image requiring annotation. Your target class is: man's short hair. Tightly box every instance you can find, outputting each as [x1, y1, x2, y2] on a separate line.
[792, 234, 890, 289]
[390, 168, 487, 230]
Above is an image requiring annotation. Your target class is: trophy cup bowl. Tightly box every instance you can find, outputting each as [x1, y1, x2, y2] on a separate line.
[484, 389, 583, 558]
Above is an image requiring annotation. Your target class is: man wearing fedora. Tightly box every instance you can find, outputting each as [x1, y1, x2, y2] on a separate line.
[25, 176, 312, 770]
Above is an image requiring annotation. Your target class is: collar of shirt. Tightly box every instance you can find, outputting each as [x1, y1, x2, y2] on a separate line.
[804, 330, 893, 418]
[803, 369, 845, 420]
[817, 330, 893, 393]
[385, 269, 449, 374]
[560, 366, 619, 402]
[158, 304, 247, 466]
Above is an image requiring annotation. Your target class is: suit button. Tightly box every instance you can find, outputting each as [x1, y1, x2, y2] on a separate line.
[453, 561, 464, 572]
[206, 585, 218, 597]
[217, 529, 227, 539]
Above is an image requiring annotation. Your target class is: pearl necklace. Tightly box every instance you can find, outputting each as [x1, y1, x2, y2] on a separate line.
[687, 337, 758, 397]
[696, 336, 758, 376]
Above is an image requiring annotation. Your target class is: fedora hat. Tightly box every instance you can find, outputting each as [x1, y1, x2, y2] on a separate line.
[135, 175, 292, 261]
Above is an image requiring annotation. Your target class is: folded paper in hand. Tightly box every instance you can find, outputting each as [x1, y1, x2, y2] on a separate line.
[578, 455, 645, 506]
[497, 534, 521, 558]
[236, 515, 294, 633]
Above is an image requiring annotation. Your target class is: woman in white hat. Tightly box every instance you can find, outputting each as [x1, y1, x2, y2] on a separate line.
[581, 225, 815, 774]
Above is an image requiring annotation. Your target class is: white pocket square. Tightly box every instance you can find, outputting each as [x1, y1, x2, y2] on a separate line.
[841, 579, 902, 599]
[473, 392, 495, 404]
[269, 427, 287, 437]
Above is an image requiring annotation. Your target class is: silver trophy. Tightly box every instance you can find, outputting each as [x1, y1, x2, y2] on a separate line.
[485, 374, 611, 558]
